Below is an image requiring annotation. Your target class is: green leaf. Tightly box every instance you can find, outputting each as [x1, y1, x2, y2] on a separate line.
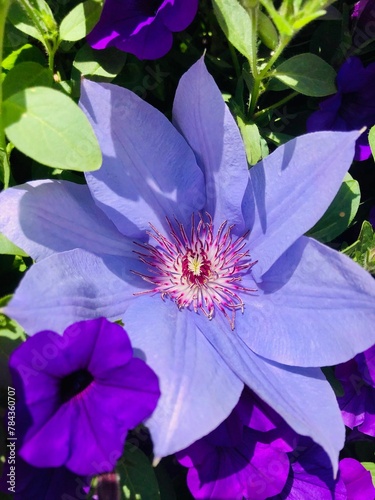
[73, 44, 127, 81]
[117, 443, 160, 500]
[342, 221, 375, 273]
[2, 62, 53, 100]
[369, 125, 375, 161]
[212, 0, 254, 61]
[2, 43, 46, 71]
[258, 10, 278, 50]
[237, 118, 267, 165]
[8, 0, 58, 45]
[273, 53, 337, 96]
[2, 86, 102, 172]
[7, 1, 45, 43]
[0, 313, 24, 391]
[59, 0, 103, 42]
[362, 462, 375, 485]
[308, 173, 360, 243]
[0, 234, 28, 257]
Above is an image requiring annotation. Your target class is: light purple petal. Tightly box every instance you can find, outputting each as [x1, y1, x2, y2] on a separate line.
[247, 130, 360, 276]
[173, 57, 249, 233]
[122, 296, 244, 457]
[4, 249, 145, 335]
[236, 236, 375, 367]
[79, 79, 205, 239]
[195, 312, 345, 474]
[0, 180, 132, 260]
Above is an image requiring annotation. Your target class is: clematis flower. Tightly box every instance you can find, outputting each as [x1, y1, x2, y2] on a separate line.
[6, 318, 160, 475]
[1, 58, 375, 472]
[306, 56, 375, 161]
[87, 0, 198, 59]
[336, 345, 375, 437]
[176, 389, 295, 499]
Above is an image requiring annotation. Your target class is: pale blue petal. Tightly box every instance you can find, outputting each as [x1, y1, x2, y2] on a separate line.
[122, 296, 243, 457]
[4, 249, 145, 335]
[172, 57, 248, 233]
[237, 236, 375, 367]
[0, 180, 131, 261]
[247, 130, 360, 276]
[80, 80, 205, 239]
[194, 312, 345, 474]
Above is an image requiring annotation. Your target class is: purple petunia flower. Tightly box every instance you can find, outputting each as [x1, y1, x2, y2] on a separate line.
[7, 318, 160, 475]
[271, 437, 375, 499]
[351, 0, 375, 50]
[339, 457, 375, 499]
[0, 458, 91, 500]
[1, 58, 375, 471]
[176, 389, 295, 499]
[306, 57, 375, 161]
[336, 345, 375, 437]
[87, 0, 198, 59]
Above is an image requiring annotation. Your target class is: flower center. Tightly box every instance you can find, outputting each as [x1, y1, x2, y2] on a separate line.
[60, 369, 94, 403]
[141, 0, 163, 16]
[133, 213, 257, 329]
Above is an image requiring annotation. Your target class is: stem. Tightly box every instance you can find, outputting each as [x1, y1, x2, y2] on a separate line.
[0, 0, 11, 189]
[247, 5, 261, 116]
[259, 35, 291, 79]
[248, 77, 261, 116]
[253, 91, 298, 119]
[228, 42, 241, 80]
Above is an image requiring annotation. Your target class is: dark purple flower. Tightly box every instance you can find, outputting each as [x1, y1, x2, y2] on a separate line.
[87, 0, 198, 59]
[276, 438, 346, 499]
[271, 437, 375, 499]
[0, 366, 91, 499]
[351, 0, 375, 49]
[9, 317, 160, 475]
[306, 57, 375, 160]
[176, 389, 294, 499]
[0, 458, 90, 500]
[336, 345, 375, 437]
[369, 206, 375, 229]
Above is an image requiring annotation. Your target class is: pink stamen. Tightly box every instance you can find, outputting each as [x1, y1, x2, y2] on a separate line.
[133, 213, 257, 329]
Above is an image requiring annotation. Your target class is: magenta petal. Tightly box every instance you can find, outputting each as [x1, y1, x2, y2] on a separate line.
[339, 458, 375, 500]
